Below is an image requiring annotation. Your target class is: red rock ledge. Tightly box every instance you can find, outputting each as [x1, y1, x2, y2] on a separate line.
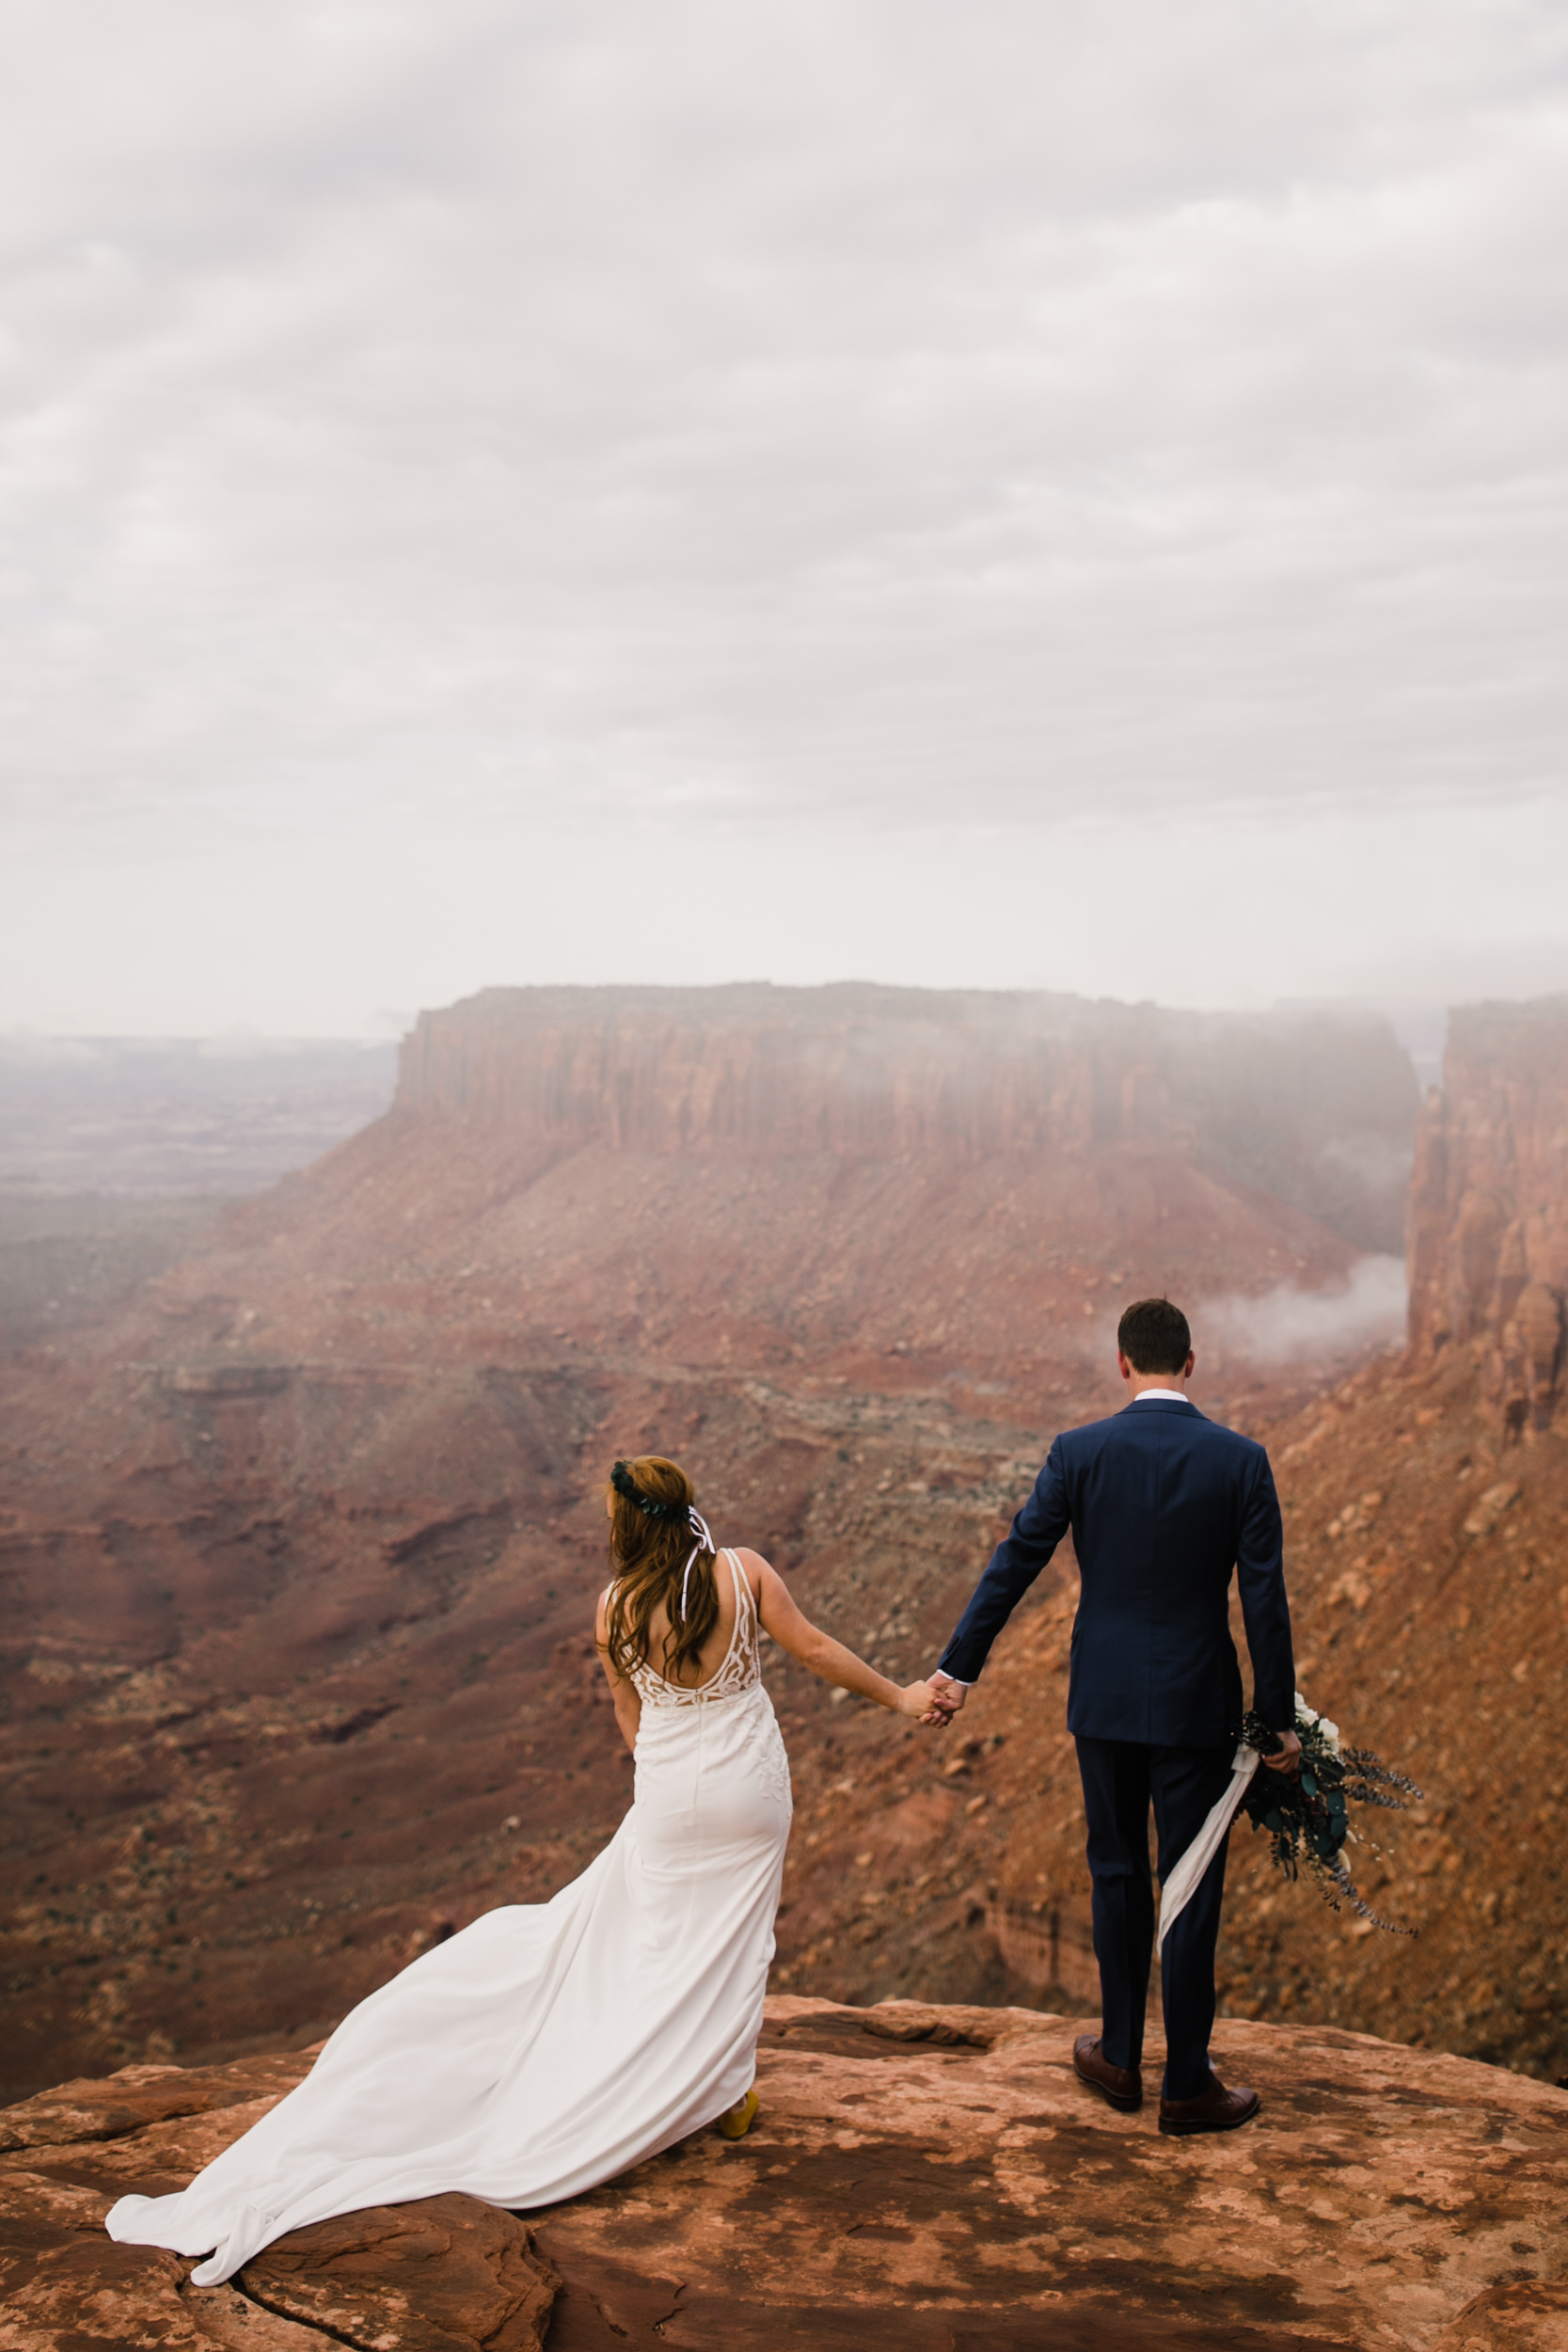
[3, 1997, 1566, 2350]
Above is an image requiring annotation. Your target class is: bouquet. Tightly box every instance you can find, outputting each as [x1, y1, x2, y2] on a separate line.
[1240, 1691, 1422, 1936]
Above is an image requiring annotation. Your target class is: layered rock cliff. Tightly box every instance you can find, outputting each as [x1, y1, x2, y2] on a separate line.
[1407, 998, 1568, 1433]
[399, 984, 1417, 1249]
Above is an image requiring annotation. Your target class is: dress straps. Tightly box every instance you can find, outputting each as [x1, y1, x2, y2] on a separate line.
[616, 1545, 761, 1707]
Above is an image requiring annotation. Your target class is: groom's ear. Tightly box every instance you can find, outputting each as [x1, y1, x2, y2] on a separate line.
[1117, 1350, 1132, 1381]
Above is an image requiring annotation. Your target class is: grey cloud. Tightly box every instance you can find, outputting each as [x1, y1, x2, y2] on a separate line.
[2, 0, 1566, 855]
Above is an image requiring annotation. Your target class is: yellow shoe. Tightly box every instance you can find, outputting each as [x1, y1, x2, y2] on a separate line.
[717, 2088, 759, 2140]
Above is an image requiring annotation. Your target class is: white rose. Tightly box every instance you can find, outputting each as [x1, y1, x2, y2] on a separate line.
[1294, 1690, 1341, 1756]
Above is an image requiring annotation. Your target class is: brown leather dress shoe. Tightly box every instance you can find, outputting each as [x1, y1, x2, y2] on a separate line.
[1158, 2074, 1260, 2136]
[1073, 2033, 1143, 2113]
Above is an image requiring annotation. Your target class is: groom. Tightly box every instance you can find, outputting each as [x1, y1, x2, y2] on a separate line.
[927, 1297, 1300, 2135]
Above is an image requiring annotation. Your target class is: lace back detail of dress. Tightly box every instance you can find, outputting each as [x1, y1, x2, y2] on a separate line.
[620, 1549, 761, 1709]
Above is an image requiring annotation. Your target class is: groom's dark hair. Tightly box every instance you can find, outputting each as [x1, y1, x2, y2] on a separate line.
[1117, 1296, 1191, 1374]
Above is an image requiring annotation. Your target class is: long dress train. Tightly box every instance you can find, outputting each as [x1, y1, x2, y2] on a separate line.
[105, 1549, 792, 2285]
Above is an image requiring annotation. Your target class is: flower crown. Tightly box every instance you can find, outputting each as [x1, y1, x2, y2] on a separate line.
[610, 1460, 688, 1520]
[609, 1460, 716, 1619]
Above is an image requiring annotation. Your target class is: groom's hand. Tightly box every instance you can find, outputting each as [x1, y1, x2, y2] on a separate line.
[1262, 1727, 1303, 1776]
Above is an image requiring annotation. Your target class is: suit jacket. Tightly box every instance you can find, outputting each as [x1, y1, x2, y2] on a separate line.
[938, 1397, 1294, 1747]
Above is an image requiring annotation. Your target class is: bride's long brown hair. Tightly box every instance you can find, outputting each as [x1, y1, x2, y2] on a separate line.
[602, 1454, 721, 1684]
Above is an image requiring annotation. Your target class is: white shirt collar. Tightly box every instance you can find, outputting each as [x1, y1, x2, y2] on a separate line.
[1128, 1385, 1190, 1404]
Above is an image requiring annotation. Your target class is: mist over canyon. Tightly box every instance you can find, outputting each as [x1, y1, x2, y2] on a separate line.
[7, 982, 1561, 2110]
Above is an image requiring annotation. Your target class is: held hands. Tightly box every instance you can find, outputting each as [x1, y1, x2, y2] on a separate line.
[893, 1678, 963, 1724]
[880, 1671, 965, 1726]
[911, 1672, 966, 1728]
[895, 1679, 945, 1721]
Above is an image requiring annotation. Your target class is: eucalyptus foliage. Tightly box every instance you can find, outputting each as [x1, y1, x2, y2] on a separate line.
[1241, 1698, 1422, 1937]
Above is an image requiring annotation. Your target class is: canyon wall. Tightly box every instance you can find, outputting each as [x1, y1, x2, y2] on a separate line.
[398, 985, 1417, 1249]
[1407, 997, 1568, 1432]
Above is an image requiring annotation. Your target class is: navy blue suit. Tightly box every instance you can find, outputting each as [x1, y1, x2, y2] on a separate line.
[938, 1394, 1294, 2098]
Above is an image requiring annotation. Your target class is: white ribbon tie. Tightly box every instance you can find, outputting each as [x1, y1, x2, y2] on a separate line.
[1156, 1742, 1259, 1954]
[678, 1506, 716, 1619]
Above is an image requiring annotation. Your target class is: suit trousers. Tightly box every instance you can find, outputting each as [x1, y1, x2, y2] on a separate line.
[1074, 1736, 1237, 2101]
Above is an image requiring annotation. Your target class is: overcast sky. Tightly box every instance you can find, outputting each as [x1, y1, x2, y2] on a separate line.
[2, 0, 1565, 1033]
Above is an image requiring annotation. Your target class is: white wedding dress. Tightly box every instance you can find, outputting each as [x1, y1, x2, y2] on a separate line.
[106, 1550, 792, 2285]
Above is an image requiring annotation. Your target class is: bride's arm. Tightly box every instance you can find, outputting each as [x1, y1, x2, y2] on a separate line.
[741, 1549, 937, 1721]
[594, 1592, 641, 1755]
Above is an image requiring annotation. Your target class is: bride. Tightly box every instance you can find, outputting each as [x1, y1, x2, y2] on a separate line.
[106, 1453, 941, 2283]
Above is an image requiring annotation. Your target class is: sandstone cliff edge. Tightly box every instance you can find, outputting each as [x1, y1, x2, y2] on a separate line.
[4, 1998, 1566, 2350]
